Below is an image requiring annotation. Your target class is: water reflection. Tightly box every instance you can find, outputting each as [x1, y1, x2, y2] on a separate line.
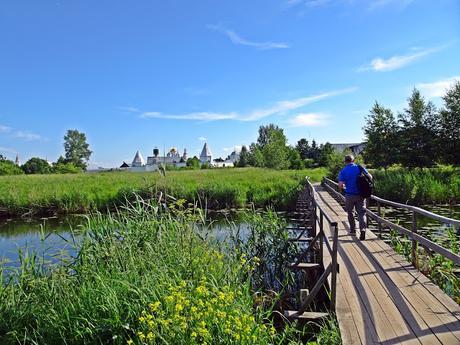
[0, 216, 85, 268]
[368, 204, 460, 247]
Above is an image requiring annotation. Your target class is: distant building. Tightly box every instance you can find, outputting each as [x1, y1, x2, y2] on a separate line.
[330, 143, 366, 156]
[200, 143, 212, 164]
[15, 154, 19, 166]
[122, 142, 240, 171]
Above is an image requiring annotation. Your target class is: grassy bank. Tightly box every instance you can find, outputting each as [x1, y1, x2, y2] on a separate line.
[0, 201, 338, 344]
[372, 166, 460, 205]
[0, 168, 326, 217]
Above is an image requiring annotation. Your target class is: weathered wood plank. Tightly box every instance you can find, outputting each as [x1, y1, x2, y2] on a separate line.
[313, 183, 460, 345]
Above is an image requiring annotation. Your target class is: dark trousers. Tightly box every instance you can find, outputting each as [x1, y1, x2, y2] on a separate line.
[345, 194, 366, 231]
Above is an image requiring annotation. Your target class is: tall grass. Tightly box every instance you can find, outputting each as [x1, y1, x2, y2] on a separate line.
[0, 198, 335, 344]
[0, 168, 327, 217]
[372, 166, 460, 205]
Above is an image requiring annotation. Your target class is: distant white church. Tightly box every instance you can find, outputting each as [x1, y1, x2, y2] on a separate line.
[120, 142, 239, 172]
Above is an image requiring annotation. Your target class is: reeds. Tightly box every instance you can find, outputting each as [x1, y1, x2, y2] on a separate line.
[372, 166, 460, 205]
[0, 198, 339, 344]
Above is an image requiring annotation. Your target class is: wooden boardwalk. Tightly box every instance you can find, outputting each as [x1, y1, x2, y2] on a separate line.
[314, 184, 460, 345]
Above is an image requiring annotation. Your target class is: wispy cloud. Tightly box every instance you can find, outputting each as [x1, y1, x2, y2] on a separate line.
[13, 131, 44, 141]
[198, 137, 207, 141]
[241, 87, 356, 121]
[288, 113, 330, 127]
[0, 125, 11, 133]
[127, 87, 357, 123]
[358, 46, 443, 72]
[416, 76, 460, 98]
[207, 24, 289, 50]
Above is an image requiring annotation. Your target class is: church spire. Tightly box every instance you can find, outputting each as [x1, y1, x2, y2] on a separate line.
[15, 154, 19, 166]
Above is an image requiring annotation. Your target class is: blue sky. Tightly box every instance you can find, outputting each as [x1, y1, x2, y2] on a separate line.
[0, 0, 459, 168]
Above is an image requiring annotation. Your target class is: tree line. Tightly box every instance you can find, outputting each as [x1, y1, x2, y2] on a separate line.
[0, 129, 92, 175]
[236, 124, 337, 170]
[363, 81, 460, 169]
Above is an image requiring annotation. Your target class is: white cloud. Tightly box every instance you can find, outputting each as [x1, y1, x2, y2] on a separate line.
[359, 47, 442, 72]
[0, 125, 11, 133]
[198, 137, 207, 141]
[13, 131, 43, 141]
[288, 113, 330, 127]
[416, 76, 460, 98]
[241, 87, 356, 121]
[207, 24, 289, 50]
[134, 87, 357, 123]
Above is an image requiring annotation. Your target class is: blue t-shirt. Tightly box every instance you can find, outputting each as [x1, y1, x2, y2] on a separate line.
[338, 163, 368, 195]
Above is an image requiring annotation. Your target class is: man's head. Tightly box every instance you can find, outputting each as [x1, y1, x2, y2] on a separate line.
[344, 154, 354, 164]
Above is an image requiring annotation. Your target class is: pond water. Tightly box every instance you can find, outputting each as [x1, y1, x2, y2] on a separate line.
[0, 212, 255, 269]
[1, 206, 458, 269]
[368, 203, 460, 246]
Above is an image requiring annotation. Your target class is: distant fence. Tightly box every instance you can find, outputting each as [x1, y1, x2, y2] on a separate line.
[322, 177, 460, 267]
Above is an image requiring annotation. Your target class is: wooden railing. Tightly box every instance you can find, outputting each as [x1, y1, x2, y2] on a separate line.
[322, 177, 460, 267]
[290, 178, 339, 315]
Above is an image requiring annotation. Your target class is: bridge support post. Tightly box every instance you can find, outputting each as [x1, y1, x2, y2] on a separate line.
[377, 201, 382, 239]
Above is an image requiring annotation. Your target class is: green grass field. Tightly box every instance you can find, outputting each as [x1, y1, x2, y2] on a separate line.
[0, 168, 327, 217]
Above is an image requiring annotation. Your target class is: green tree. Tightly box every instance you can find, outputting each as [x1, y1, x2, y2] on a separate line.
[363, 102, 398, 168]
[309, 139, 321, 163]
[295, 138, 310, 160]
[287, 147, 304, 170]
[63, 129, 92, 170]
[318, 142, 335, 167]
[247, 143, 265, 167]
[0, 157, 24, 175]
[398, 89, 439, 168]
[439, 81, 460, 165]
[256, 124, 289, 169]
[21, 157, 51, 174]
[237, 145, 250, 167]
[186, 157, 201, 169]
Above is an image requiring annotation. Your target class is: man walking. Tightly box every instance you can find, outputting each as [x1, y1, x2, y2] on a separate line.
[338, 154, 372, 240]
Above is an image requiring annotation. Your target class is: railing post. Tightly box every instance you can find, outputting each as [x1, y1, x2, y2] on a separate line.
[365, 198, 370, 228]
[319, 212, 324, 267]
[411, 211, 418, 268]
[377, 201, 382, 239]
[312, 202, 317, 237]
[330, 223, 339, 312]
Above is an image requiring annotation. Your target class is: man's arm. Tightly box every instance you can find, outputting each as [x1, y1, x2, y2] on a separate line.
[362, 166, 373, 180]
[338, 181, 345, 191]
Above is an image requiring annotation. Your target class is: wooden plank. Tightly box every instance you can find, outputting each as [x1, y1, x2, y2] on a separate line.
[314, 184, 460, 345]
[284, 310, 329, 320]
[363, 236, 460, 344]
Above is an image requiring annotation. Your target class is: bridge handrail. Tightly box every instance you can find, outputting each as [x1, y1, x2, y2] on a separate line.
[292, 177, 339, 313]
[322, 176, 460, 266]
[323, 177, 460, 227]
